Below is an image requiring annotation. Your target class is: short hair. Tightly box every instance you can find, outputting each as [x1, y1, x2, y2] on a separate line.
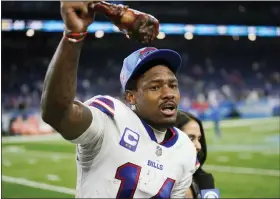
[124, 59, 172, 91]
[125, 78, 138, 91]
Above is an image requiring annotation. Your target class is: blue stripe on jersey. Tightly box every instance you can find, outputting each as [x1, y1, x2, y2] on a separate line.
[95, 97, 115, 111]
[141, 120, 178, 148]
[90, 101, 114, 118]
[141, 120, 157, 142]
[162, 128, 179, 148]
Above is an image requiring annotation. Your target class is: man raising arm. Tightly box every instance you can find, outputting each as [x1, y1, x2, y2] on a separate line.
[41, 2, 95, 140]
[41, 2, 197, 198]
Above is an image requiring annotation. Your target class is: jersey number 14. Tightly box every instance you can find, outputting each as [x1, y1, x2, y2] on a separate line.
[115, 162, 175, 199]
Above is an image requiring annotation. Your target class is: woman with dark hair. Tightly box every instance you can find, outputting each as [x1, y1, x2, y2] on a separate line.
[175, 110, 215, 198]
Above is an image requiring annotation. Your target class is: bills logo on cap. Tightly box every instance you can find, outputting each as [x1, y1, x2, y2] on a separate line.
[120, 128, 140, 152]
[201, 189, 220, 198]
[139, 47, 157, 60]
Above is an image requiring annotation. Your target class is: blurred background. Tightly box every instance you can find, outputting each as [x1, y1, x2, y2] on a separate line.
[1, 1, 280, 198]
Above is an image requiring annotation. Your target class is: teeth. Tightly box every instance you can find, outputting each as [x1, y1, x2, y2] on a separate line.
[162, 103, 175, 111]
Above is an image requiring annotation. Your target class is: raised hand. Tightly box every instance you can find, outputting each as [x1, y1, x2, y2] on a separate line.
[60, 1, 96, 33]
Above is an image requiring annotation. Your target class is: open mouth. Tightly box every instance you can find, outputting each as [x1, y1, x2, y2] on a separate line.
[160, 102, 177, 116]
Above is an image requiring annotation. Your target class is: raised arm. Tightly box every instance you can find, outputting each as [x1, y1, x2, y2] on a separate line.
[41, 2, 95, 140]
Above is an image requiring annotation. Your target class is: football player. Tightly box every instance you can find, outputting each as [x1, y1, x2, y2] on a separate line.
[41, 2, 197, 198]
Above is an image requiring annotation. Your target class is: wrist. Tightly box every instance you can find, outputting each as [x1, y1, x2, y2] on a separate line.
[63, 30, 88, 43]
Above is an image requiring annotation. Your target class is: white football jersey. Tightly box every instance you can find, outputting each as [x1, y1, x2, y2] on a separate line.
[70, 95, 198, 198]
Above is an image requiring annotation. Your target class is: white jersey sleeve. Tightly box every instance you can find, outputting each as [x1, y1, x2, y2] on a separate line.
[171, 134, 198, 198]
[70, 95, 120, 167]
[68, 95, 117, 165]
[69, 95, 115, 146]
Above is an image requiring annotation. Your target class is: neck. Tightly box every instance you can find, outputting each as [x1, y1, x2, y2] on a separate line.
[134, 111, 169, 132]
[149, 125, 167, 134]
[143, 119, 168, 132]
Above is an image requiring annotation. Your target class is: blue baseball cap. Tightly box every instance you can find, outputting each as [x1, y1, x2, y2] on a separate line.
[120, 47, 182, 91]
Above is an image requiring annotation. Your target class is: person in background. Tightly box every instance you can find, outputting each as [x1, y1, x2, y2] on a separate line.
[175, 110, 216, 198]
[211, 104, 222, 138]
[208, 93, 222, 138]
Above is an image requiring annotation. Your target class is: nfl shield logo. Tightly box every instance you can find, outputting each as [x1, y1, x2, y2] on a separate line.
[155, 146, 162, 156]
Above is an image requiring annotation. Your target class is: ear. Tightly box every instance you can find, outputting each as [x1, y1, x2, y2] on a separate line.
[125, 90, 136, 105]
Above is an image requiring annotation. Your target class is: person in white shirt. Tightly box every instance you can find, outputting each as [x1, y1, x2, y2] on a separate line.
[41, 2, 197, 198]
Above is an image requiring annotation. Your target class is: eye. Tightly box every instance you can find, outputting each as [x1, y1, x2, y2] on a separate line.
[150, 86, 160, 91]
[188, 135, 194, 141]
[170, 84, 178, 89]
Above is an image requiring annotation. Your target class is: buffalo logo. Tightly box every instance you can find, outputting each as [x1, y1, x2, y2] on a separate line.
[139, 47, 157, 60]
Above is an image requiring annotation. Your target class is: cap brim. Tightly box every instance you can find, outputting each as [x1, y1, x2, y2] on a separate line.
[131, 49, 182, 79]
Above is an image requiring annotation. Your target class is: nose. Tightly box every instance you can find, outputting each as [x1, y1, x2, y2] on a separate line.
[161, 85, 176, 100]
[194, 140, 202, 153]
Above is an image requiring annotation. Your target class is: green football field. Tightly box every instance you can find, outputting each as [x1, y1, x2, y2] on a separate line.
[2, 117, 280, 198]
